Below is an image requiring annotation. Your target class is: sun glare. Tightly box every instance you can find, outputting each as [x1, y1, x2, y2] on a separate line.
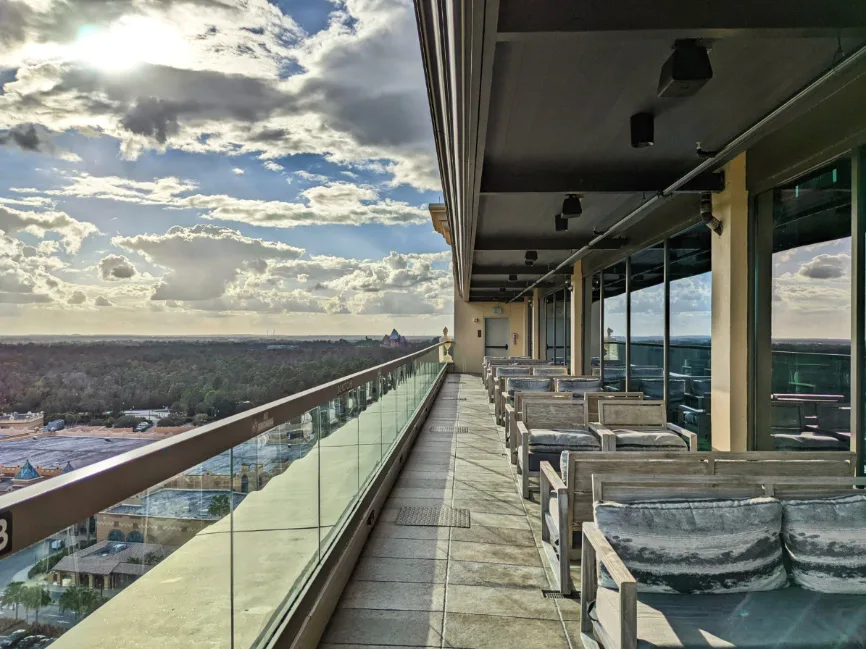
[72, 17, 189, 72]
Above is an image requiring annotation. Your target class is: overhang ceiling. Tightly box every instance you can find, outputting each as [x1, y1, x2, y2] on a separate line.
[414, 0, 866, 301]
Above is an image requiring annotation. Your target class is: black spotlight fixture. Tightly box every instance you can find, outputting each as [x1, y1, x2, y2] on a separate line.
[508, 274, 518, 282]
[630, 113, 654, 148]
[499, 287, 506, 294]
[700, 192, 722, 236]
[658, 39, 713, 99]
[524, 250, 538, 267]
[561, 194, 583, 218]
[554, 213, 568, 232]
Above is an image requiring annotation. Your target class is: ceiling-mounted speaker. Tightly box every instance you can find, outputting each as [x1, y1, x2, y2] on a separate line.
[631, 113, 654, 148]
[554, 213, 568, 231]
[658, 39, 713, 98]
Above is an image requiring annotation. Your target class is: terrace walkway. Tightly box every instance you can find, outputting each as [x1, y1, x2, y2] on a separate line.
[319, 373, 582, 649]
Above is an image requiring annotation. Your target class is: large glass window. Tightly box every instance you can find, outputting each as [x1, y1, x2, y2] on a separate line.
[669, 225, 713, 448]
[761, 159, 852, 450]
[602, 261, 627, 390]
[628, 244, 665, 399]
[544, 290, 569, 365]
[587, 274, 601, 376]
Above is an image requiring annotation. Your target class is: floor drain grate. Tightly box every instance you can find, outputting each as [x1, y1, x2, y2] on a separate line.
[395, 506, 470, 528]
[541, 590, 580, 600]
[439, 397, 467, 401]
[429, 426, 469, 434]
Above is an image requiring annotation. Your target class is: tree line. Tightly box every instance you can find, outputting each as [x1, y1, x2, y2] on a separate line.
[0, 339, 436, 425]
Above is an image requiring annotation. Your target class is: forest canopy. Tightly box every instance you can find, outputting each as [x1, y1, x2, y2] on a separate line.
[0, 339, 434, 424]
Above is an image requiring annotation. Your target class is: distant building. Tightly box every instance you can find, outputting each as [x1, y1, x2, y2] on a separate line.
[0, 412, 44, 430]
[381, 328, 408, 348]
[53, 540, 174, 591]
[96, 488, 246, 546]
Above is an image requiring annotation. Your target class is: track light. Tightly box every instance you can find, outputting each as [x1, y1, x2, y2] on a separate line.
[499, 287, 506, 294]
[524, 250, 538, 267]
[508, 274, 518, 282]
[561, 194, 582, 218]
[700, 192, 722, 235]
[631, 113, 654, 148]
[658, 39, 713, 99]
[554, 213, 568, 232]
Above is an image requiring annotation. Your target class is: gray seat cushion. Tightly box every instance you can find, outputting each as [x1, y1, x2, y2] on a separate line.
[594, 497, 787, 594]
[613, 428, 688, 450]
[591, 586, 866, 649]
[506, 377, 552, 399]
[772, 433, 849, 451]
[782, 493, 866, 593]
[556, 377, 603, 395]
[528, 428, 600, 450]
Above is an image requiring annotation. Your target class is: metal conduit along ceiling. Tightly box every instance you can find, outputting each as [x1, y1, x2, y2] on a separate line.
[413, 0, 866, 301]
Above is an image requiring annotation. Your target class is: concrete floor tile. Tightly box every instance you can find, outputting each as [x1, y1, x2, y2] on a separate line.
[445, 584, 560, 620]
[353, 557, 447, 583]
[322, 608, 444, 646]
[449, 541, 542, 566]
[371, 523, 450, 541]
[447, 561, 550, 589]
[340, 581, 445, 611]
[391, 487, 453, 499]
[449, 525, 535, 547]
[364, 537, 449, 560]
[467, 513, 530, 530]
[442, 613, 568, 649]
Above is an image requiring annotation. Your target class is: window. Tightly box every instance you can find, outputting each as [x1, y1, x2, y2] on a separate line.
[669, 224, 713, 448]
[543, 289, 569, 365]
[602, 261, 627, 390]
[596, 224, 712, 446]
[756, 159, 852, 450]
[628, 243, 665, 399]
[587, 273, 601, 375]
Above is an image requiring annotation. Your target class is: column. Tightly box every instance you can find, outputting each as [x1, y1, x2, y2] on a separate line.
[570, 262, 584, 374]
[531, 289, 541, 359]
[711, 153, 750, 451]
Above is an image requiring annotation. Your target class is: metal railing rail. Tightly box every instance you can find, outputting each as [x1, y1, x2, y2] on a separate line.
[0, 342, 446, 558]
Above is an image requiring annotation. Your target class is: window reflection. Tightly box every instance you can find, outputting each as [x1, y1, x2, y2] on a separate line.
[602, 261, 627, 390]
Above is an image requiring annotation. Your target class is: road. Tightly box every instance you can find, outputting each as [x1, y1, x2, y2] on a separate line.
[0, 543, 49, 590]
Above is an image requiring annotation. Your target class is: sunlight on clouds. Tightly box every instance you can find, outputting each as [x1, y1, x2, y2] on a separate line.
[72, 18, 191, 72]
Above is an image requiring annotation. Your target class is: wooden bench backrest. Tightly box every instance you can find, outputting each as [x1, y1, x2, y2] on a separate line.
[593, 473, 866, 504]
[516, 391, 576, 416]
[597, 399, 665, 427]
[584, 392, 643, 422]
[524, 400, 587, 430]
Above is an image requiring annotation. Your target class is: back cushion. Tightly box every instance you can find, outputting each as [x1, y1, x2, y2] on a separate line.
[594, 497, 787, 594]
[782, 493, 866, 593]
[556, 377, 603, 395]
[506, 377, 551, 398]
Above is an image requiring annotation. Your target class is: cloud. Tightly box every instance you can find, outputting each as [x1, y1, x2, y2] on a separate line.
[231, 168, 245, 175]
[798, 253, 850, 279]
[0, 123, 81, 160]
[263, 161, 284, 172]
[67, 289, 86, 305]
[0, 205, 99, 253]
[94, 295, 112, 306]
[26, 172, 428, 227]
[96, 254, 137, 280]
[113, 224, 304, 301]
[0, 0, 440, 190]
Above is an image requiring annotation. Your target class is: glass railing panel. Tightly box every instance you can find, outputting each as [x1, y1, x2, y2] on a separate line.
[231, 408, 320, 649]
[381, 372, 400, 449]
[358, 379, 384, 491]
[319, 388, 360, 553]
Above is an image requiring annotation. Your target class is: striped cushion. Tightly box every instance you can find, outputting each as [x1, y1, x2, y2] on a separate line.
[782, 494, 866, 593]
[594, 497, 788, 594]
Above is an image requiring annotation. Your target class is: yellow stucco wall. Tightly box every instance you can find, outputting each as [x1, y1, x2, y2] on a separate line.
[452, 297, 529, 374]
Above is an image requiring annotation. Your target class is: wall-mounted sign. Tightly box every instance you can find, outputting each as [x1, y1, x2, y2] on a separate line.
[492, 307, 503, 314]
[0, 511, 12, 557]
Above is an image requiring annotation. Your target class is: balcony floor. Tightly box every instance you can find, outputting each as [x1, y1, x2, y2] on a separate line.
[320, 373, 583, 649]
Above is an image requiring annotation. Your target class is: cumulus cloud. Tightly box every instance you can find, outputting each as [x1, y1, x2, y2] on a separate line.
[0, 206, 98, 253]
[0, 123, 80, 160]
[94, 295, 112, 306]
[263, 161, 284, 172]
[231, 168, 245, 175]
[798, 253, 850, 279]
[113, 224, 304, 301]
[21, 172, 428, 227]
[67, 289, 86, 305]
[96, 254, 137, 280]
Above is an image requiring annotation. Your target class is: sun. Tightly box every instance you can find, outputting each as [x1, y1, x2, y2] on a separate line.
[72, 17, 190, 72]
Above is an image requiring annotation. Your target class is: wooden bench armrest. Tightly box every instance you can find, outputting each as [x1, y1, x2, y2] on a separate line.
[540, 459, 565, 492]
[589, 423, 617, 451]
[581, 522, 638, 649]
[667, 422, 698, 451]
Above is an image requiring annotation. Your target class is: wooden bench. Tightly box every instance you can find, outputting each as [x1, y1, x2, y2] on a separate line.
[541, 450, 856, 595]
[516, 400, 600, 497]
[591, 400, 697, 451]
[581, 473, 866, 649]
[584, 391, 643, 424]
[486, 361, 549, 403]
[506, 392, 579, 450]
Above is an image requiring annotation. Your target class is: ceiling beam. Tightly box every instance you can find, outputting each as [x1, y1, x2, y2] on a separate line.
[475, 236, 628, 251]
[472, 265, 571, 276]
[471, 281, 556, 290]
[480, 168, 725, 195]
[496, 0, 866, 39]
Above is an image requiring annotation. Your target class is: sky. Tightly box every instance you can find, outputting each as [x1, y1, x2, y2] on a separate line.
[0, 0, 453, 336]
